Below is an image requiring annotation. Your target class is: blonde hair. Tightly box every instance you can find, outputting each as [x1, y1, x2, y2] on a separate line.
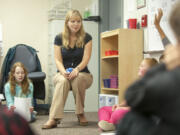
[169, 1, 180, 41]
[143, 58, 158, 68]
[62, 9, 85, 48]
[8, 62, 30, 96]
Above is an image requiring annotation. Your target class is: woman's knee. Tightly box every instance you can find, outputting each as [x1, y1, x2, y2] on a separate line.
[53, 74, 69, 85]
[72, 73, 93, 89]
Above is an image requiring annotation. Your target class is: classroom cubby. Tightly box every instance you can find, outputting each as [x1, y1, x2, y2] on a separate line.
[100, 29, 143, 103]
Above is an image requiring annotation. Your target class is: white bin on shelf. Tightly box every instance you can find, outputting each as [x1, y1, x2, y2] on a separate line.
[99, 94, 118, 108]
[106, 95, 118, 106]
[99, 94, 106, 108]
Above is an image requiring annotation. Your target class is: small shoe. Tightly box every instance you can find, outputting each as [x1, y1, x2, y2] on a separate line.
[98, 120, 115, 131]
[42, 120, 57, 129]
[29, 116, 36, 123]
[33, 111, 38, 116]
[55, 119, 61, 124]
[77, 114, 88, 126]
[79, 121, 88, 126]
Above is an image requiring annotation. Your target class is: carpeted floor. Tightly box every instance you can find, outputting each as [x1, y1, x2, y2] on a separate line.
[30, 112, 101, 135]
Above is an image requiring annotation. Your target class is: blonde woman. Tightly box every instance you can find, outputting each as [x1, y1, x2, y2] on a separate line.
[42, 9, 93, 129]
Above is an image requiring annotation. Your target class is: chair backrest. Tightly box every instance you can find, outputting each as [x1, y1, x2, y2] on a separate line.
[10, 45, 37, 73]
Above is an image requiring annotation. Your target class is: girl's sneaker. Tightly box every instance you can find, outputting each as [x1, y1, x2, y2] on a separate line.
[98, 120, 115, 131]
[30, 111, 37, 123]
[33, 111, 37, 116]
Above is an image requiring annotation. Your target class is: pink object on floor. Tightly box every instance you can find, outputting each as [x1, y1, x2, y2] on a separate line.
[98, 106, 129, 124]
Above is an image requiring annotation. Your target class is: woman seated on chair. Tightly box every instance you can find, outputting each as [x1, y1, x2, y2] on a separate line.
[42, 9, 93, 129]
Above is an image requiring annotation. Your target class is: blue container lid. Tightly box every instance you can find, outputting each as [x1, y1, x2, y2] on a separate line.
[66, 68, 73, 73]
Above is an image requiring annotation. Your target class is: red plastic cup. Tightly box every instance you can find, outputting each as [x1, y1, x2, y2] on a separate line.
[128, 19, 137, 29]
[105, 50, 113, 56]
[111, 50, 118, 55]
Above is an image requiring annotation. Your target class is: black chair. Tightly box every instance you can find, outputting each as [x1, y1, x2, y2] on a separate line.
[0, 44, 46, 101]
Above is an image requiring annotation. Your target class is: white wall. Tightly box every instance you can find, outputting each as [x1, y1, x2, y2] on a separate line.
[72, 0, 91, 14]
[48, 0, 96, 17]
[0, 0, 50, 101]
[123, 0, 147, 28]
[0, 0, 50, 67]
[72, 0, 98, 16]
[123, 0, 162, 60]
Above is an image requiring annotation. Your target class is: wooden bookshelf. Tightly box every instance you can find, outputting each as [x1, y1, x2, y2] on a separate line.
[100, 29, 143, 103]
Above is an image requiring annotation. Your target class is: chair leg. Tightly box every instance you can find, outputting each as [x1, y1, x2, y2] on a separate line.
[33, 98, 37, 109]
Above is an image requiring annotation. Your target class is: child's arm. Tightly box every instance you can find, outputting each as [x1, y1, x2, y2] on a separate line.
[115, 106, 131, 111]
[4, 83, 15, 109]
[112, 104, 118, 111]
[29, 107, 34, 113]
[119, 100, 127, 107]
[154, 8, 171, 47]
[27, 82, 34, 107]
[112, 101, 129, 111]
[112, 100, 131, 111]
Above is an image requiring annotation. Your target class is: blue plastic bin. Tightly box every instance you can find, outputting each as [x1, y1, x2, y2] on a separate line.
[103, 79, 111, 88]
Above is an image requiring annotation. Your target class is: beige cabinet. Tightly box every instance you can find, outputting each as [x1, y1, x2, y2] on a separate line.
[100, 29, 143, 103]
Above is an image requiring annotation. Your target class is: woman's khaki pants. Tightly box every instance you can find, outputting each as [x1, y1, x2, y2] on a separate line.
[49, 72, 93, 120]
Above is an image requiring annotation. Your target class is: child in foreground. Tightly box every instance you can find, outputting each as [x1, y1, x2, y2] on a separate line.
[98, 58, 158, 131]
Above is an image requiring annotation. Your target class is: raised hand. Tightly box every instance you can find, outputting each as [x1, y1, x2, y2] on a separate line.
[154, 8, 163, 27]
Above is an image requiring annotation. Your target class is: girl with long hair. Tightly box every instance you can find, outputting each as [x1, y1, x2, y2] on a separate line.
[4, 62, 35, 122]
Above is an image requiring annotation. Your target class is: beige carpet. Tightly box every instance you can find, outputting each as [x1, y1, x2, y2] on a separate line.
[30, 112, 101, 135]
